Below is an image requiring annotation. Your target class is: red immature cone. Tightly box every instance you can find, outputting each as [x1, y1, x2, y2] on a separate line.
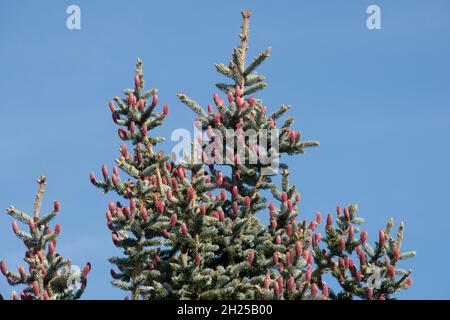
[275, 235, 281, 245]
[33, 280, 40, 297]
[232, 201, 239, 215]
[273, 252, 279, 265]
[356, 245, 362, 256]
[112, 166, 119, 177]
[393, 247, 400, 260]
[178, 168, 185, 180]
[281, 192, 287, 203]
[134, 74, 140, 88]
[307, 252, 314, 265]
[235, 85, 242, 98]
[344, 207, 350, 220]
[212, 211, 220, 220]
[244, 196, 251, 207]
[199, 204, 206, 216]
[163, 104, 169, 115]
[388, 265, 395, 278]
[83, 263, 91, 278]
[12, 221, 19, 235]
[406, 277, 412, 287]
[138, 99, 145, 111]
[315, 233, 322, 244]
[236, 97, 243, 109]
[273, 282, 280, 297]
[268, 203, 275, 213]
[287, 200, 293, 211]
[339, 235, 346, 251]
[231, 186, 238, 198]
[111, 174, 119, 186]
[227, 91, 234, 104]
[358, 252, 366, 265]
[287, 276, 295, 292]
[130, 198, 136, 212]
[287, 224, 293, 236]
[295, 192, 301, 202]
[187, 187, 195, 200]
[171, 177, 178, 190]
[356, 270, 362, 282]
[102, 164, 109, 180]
[349, 225, 354, 240]
[379, 230, 386, 247]
[270, 218, 277, 230]
[264, 274, 271, 290]
[247, 250, 254, 266]
[167, 188, 173, 200]
[112, 232, 119, 245]
[322, 283, 329, 299]
[48, 241, 55, 256]
[286, 251, 292, 267]
[248, 96, 255, 108]
[336, 205, 342, 215]
[195, 253, 202, 267]
[29, 219, 35, 233]
[277, 276, 283, 289]
[170, 213, 177, 227]
[51, 200, 60, 212]
[118, 128, 127, 140]
[269, 117, 276, 129]
[141, 207, 148, 222]
[18, 265, 26, 280]
[108, 200, 115, 212]
[215, 175, 223, 187]
[213, 93, 220, 106]
[151, 94, 159, 107]
[326, 213, 333, 227]
[367, 288, 373, 300]
[89, 172, 96, 184]
[220, 189, 227, 201]
[137, 151, 144, 164]
[295, 241, 303, 256]
[305, 266, 312, 283]
[161, 229, 169, 238]
[207, 104, 214, 114]
[123, 207, 131, 220]
[0, 261, 7, 276]
[361, 230, 368, 245]
[289, 130, 297, 143]
[316, 212, 322, 224]
[311, 283, 318, 297]
[109, 100, 115, 113]
[141, 124, 148, 137]
[157, 201, 165, 214]
[181, 223, 187, 235]
[214, 113, 221, 125]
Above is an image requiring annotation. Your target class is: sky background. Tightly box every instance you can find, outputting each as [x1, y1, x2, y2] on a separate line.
[0, 0, 449, 299]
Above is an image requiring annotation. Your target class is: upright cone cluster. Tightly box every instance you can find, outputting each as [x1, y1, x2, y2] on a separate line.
[0, 176, 89, 300]
[90, 10, 414, 300]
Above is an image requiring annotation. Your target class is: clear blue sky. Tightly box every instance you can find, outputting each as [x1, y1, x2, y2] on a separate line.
[0, 0, 449, 299]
